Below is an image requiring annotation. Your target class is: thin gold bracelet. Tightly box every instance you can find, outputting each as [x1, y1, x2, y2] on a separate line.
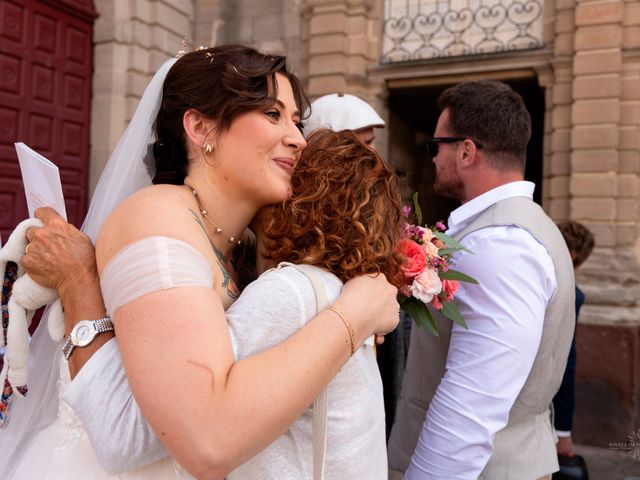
[327, 305, 356, 356]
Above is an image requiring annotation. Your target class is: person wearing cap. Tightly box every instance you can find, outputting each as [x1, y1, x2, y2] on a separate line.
[304, 93, 385, 148]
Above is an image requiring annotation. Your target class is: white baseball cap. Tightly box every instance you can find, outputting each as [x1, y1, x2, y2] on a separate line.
[304, 93, 385, 138]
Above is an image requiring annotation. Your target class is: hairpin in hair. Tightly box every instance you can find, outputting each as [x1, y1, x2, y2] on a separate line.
[176, 37, 193, 58]
[231, 65, 247, 78]
[204, 52, 215, 64]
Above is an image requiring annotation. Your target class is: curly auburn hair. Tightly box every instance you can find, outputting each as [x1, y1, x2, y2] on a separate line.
[261, 129, 404, 287]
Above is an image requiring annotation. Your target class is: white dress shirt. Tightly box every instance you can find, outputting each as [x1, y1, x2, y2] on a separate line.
[405, 181, 557, 480]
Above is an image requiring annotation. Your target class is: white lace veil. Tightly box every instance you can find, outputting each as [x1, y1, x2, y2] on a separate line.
[0, 57, 177, 478]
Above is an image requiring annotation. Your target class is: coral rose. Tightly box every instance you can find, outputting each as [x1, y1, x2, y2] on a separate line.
[399, 238, 427, 279]
[442, 279, 459, 301]
[410, 269, 442, 304]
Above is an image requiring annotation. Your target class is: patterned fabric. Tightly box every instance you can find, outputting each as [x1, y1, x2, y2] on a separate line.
[0, 261, 27, 427]
[1, 262, 17, 344]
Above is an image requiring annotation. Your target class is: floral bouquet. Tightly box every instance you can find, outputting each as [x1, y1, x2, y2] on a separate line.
[398, 194, 478, 335]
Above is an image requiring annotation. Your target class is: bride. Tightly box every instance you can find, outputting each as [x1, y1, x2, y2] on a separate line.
[1, 45, 399, 479]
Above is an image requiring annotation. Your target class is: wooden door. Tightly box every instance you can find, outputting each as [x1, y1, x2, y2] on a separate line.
[0, 0, 96, 243]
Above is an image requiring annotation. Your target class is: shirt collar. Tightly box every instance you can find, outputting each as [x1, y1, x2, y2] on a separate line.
[446, 181, 535, 235]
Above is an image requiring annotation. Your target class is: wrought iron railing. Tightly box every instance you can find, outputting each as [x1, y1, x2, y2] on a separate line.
[381, 0, 544, 64]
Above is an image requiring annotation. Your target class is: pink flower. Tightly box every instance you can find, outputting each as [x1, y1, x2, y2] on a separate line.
[420, 227, 434, 243]
[430, 295, 443, 310]
[422, 240, 439, 258]
[401, 205, 412, 218]
[399, 238, 427, 280]
[442, 279, 459, 301]
[410, 269, 442, 303]
[435, 221, 446, 232]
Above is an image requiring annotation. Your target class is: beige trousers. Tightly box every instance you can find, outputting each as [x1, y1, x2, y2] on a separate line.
[388, 469, 403, 480]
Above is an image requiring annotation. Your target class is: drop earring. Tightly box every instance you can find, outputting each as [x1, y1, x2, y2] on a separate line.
[204, 143, 212, 156]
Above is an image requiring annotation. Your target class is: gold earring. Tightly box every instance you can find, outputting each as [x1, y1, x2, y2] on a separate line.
[204, 144, 212, 155]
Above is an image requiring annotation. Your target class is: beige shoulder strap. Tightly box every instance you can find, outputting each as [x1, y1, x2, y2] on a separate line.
[277, 262, 328, 480]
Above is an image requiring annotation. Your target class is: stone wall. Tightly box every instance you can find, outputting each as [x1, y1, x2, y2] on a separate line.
[90, 0, 193, 192]
[568, 0, 640, 326]
[192, 0, 305, 74]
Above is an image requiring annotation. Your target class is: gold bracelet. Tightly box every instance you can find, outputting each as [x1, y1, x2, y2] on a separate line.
[327, 305, 356, 356]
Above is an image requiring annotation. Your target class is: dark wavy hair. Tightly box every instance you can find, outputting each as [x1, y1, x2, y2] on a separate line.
[557, 221, 595, 268]
[261, 129, 404, 287]
[152, 44, 310, 185]
[438, 80, 531, 172]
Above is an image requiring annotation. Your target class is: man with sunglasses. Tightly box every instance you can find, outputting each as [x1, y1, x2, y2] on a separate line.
[388, 80, 575, 480]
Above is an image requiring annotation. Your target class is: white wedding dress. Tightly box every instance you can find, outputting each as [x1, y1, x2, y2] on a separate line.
[10, 355, 192, 479]
[9, 236, 387, 479]
[9, 238, 203, 479]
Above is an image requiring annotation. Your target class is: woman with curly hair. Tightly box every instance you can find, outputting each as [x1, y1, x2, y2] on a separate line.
[5, 46, 400, 480]
[226, 128, 404, 479]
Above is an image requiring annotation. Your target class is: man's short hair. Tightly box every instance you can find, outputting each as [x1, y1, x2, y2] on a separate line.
[557, 221, 595, 268]
[437, 80, 532, 172]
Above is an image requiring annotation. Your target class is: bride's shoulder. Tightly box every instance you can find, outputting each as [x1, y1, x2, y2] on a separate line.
[107, 184, 192, 225]
[96, 184, 206, 265]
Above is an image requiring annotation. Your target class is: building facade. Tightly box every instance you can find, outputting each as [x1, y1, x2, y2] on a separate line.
[1, 0, 639, 445]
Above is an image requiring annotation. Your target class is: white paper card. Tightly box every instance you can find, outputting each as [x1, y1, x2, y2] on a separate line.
[15, 142, 67, 220]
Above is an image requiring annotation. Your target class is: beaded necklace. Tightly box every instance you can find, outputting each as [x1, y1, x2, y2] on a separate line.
[185, 185, 242, 246]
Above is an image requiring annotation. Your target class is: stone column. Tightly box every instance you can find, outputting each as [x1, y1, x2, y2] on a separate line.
[303, 0, 386, 153]
[303, 0, 381, 99]
[543, 0, 575, 221]
[90, 0, 193, 193]
[569, 0, 640, 322]
[569, 0, 640, 446]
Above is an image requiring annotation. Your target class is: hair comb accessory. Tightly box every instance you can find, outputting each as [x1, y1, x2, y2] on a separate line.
[176, 37, 193, 58]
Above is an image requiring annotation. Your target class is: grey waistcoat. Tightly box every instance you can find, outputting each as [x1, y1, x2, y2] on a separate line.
[388, 196, 575, 480]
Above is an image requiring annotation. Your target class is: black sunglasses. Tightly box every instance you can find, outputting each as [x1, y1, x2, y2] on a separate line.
[425, 137, 483, 157]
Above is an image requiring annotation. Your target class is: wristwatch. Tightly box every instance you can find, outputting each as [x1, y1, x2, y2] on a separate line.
[62, 317, 114, 360]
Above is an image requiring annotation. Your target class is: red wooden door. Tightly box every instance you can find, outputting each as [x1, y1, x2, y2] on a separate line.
[0, 0, 96, 243]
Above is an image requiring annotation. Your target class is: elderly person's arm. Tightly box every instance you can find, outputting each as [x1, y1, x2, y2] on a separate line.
[23, 207, 111, 378]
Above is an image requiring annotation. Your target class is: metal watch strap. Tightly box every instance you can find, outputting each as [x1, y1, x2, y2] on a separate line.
[92, 317, 114, 334]
[62, 317, 114, 360]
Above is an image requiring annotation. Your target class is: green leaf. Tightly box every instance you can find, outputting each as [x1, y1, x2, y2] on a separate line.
[432, 231, 472, 254]
[440, 300, 468, 329]
[439, 268, 479, 284]
[412, 192, 422, 226]
[400, 296, 438, 336]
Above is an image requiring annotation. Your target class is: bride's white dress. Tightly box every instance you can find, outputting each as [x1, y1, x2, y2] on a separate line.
[9, 237, 206, 479]
[11, 355, 192, 479]
[10, 236, 386, 479]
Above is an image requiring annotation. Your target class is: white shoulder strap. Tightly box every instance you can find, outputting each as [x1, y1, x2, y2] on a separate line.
[277, 262, 328, 480]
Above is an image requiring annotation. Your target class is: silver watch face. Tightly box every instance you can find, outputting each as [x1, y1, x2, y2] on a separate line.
[73, 323, 95, 347]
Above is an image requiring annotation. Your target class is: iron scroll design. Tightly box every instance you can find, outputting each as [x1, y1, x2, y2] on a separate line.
[381, 0, 544, 63]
